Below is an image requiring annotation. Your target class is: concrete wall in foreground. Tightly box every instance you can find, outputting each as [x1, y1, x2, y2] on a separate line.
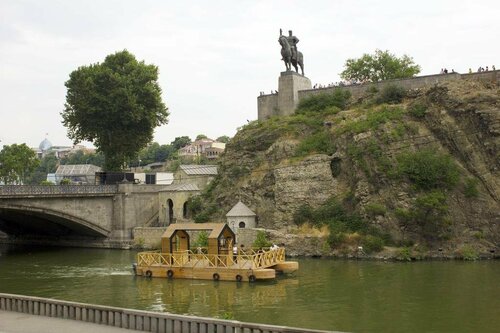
[0, 293, 334, 333]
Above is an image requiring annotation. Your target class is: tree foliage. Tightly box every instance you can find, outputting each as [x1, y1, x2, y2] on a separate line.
[26, 152, 59, 185]
[62, 50, 169, 171]
[216, 135, 231, 143]
[60, 150, 104, 167]
[171, 136, 191, 150]
[340, 49, 421, 82]
[0, 143, 39, 184]
[195, 134, 208, 141]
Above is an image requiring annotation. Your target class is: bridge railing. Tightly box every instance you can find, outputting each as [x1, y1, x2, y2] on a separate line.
[0, 185, 118, 196]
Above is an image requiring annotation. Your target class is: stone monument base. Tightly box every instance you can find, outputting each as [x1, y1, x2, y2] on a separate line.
[278, 71, 312, 116]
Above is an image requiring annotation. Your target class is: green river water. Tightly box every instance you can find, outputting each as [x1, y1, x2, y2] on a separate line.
[0, 244, 498, 332]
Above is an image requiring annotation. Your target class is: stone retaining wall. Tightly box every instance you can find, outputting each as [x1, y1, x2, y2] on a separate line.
[132, 227, 166, 249]
[0, 293, 336, 333]
[258, 70, 499, 120]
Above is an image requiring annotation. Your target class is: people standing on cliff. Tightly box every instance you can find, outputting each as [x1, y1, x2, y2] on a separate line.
[485, 66, 489, 71]
[444, 68, 448, 74]
[469, 68, 472, 73]
[493, 65, 496, 71]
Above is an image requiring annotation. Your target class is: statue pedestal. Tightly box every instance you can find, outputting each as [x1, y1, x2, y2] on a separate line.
[277, 71, 312, 116]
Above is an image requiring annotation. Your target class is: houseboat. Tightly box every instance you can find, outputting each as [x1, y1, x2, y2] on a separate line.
[134, 223, 298, 282]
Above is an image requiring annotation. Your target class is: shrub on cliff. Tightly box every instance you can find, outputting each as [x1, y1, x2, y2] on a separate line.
[376, 84, 407, 104]
[397, 149, 460, 190]
[396, 190, 450, 241]
[296, 89, 351, 113]
[295, 131, 336, 157]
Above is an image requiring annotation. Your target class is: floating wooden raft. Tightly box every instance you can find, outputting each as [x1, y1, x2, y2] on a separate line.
[134, 223, 298, 282]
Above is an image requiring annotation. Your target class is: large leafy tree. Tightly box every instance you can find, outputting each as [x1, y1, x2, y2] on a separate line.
[133, 142, 174, 166]
[340, 49, 421, 82]
[62, 50, 169, 171]
[0, 143, 40, 184]
[60, 150, 104, 167]
[216, 135, 230, 143]
[26, 152, 58, 184]
[171, 136, 191, 150]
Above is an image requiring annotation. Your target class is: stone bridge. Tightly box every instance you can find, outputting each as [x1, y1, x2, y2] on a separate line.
[0, 184, 199, 248]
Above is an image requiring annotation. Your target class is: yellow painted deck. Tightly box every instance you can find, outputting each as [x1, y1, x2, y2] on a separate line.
[135, 248, 298, 282]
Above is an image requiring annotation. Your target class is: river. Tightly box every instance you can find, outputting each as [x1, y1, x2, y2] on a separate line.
[0, 244, 498, 332]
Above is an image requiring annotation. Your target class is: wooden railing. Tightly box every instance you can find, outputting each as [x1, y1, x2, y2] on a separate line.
[0, 293, 337, 333]
[137, 248, 286, 270]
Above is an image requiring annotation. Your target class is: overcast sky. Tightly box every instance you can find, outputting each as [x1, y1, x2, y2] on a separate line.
[0, 0, 498, 150]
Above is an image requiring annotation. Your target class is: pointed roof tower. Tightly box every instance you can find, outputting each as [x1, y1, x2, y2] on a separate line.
[226, 201, 256, 217]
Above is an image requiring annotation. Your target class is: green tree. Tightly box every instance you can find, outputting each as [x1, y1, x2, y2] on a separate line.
[340, 49, 421, 82]
[26, 152, 59, 184]
[136, 142, 174, 166]
[195, 134, 208, 141]
[61, 50, 169, 171]
[0, 143, 40, 184]
[171, 136, 191, 150]
[216, 135, 231, 143]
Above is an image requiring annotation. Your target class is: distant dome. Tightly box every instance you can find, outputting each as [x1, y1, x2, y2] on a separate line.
[39, 138, 52, 151]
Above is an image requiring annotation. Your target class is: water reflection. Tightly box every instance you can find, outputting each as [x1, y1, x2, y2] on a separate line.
[0, 244, 499, 332]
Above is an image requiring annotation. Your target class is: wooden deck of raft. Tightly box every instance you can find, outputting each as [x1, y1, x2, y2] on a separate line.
[136, 248, 297, 282]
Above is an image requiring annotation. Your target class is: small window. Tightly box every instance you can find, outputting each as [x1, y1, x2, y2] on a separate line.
[239, 222, 246, 228]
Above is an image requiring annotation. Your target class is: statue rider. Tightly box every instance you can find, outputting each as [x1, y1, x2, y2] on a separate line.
[286, 30, 299, 62]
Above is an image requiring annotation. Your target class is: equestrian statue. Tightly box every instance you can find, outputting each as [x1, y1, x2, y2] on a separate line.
[278, 29, 304, 75]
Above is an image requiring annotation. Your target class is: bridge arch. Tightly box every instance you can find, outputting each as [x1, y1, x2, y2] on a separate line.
[0, 204, 110, 238]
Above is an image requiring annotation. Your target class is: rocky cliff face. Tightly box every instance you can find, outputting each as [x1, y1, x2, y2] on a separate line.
[200, 79, 499, 258]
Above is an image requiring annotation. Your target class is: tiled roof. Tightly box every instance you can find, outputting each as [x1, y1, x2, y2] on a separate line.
[226, 201, 256, 217]
[55, 164, 101, 175]
[160, 183, 200, 192]
[162, 223, 233, 240]
[180, 165, 218, 175]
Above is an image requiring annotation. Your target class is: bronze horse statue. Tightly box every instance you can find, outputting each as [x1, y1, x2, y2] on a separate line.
[278, 35, 304, 75]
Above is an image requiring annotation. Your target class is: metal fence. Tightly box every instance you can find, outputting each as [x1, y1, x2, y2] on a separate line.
[0, 293, 337, 333]
[0, 185, 118, 196]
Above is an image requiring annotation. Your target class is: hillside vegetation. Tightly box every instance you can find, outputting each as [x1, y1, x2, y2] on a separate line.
[192, 79, 499, 259]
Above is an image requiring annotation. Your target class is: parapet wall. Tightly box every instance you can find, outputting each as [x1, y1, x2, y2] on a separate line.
[257, 70, 499, 120]
[299, 70, 499, 103]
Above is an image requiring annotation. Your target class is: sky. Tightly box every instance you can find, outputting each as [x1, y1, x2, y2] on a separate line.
[0, 0, 499, 150]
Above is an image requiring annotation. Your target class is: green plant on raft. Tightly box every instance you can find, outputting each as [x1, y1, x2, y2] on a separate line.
[253, 230, 272, 249]
[191, 230, 209, 248]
